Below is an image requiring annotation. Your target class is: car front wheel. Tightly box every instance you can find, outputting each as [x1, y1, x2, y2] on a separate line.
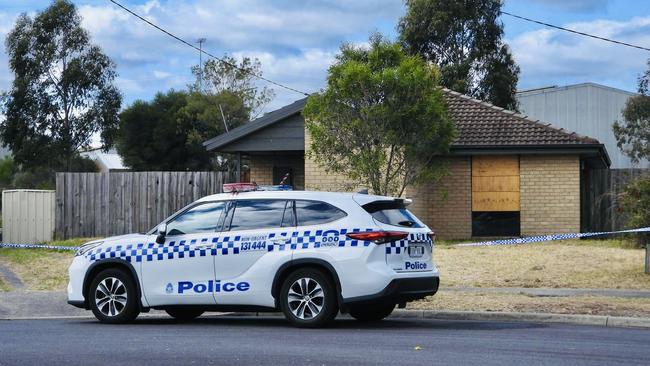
[279, 268, 338, 328]
[89, 268, 140, 323]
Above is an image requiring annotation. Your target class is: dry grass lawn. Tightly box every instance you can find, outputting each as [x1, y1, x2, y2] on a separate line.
[0, 276, 9, 291]
[435, 239, 650, 289]
[410, 292, 650, 318]
[0, 238, 91, 291]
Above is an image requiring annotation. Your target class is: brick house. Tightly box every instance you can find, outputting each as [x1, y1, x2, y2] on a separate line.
[203, 89, 610, 239]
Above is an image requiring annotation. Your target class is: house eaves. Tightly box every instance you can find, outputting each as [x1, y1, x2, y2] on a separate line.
[203, 97, 307, 152]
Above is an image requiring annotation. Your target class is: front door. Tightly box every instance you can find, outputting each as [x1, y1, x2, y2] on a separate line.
[141, 201, 226, 306]
[213, 199, 294, 305]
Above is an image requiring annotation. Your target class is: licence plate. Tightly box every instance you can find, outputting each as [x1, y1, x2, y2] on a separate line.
[408, 245, 424, 258]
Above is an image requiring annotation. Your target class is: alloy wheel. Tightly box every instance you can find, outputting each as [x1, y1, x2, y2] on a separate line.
[287, 277, 324, 320]
[95, 277, 127, 317]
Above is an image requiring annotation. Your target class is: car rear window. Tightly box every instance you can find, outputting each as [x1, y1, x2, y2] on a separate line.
[362, 200, 423, 228]
[295, 200, 347, 226]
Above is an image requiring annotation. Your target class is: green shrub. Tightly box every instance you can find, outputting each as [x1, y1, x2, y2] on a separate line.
[619, 176, 650, 247]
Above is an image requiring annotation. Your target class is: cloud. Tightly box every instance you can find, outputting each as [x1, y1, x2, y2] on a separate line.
[509, 16, 650, 91]
[231, 48, 338, 109]
[0, 12, 17, 92]
[530, 0, 609, 13]
[72, 0, 402, 111]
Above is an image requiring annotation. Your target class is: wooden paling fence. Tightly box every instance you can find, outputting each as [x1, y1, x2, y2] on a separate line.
[55, 171, 230, 239]
[582, 168, 649, 233]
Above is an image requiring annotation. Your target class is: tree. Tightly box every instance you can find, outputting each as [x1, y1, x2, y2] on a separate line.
[1, 0, 121, 174]
[191, 55, 274, 120]
[303, 35, 455, 196]
[116, 91, 245, 171]
[0, 156, 14, 188]
[613, 61, 650, 239]
[618, 177, 650, 246]
[398, 0, 520, 110]
[613, 60, 650, 163]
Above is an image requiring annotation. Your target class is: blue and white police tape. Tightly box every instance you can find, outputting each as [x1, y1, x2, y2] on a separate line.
[0, 243, 78, 251]
[453, 226, 650, 247]
[1, 226, 649, 251]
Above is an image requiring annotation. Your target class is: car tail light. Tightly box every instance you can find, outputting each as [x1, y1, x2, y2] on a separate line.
[346, 231, 409, 244]
[427, 232, 436, 242]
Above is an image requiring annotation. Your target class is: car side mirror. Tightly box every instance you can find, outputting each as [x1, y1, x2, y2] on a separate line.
[156, 223, 167, 244]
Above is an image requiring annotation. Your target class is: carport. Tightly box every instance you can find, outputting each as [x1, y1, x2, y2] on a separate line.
[203, 99, 307, 190]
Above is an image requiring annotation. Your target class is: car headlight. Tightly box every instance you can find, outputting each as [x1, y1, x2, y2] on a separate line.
[76, 241, 103, 256]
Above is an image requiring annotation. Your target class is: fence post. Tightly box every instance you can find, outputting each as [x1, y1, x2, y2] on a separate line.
[645, 243, 650, 275]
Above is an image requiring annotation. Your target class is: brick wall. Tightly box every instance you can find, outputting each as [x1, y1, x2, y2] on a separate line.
[248, 154, 305, 190]
[407, 157, 472, 239]
[304, 132, 362, 192]
[520, 155, 581, 235]
[304, 126, 581, 238]
[305, 130, 472, 238]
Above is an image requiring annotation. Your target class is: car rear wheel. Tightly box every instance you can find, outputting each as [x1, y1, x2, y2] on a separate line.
[279, 268, 338, 328]
[165, 308, 204, 321]
[349, 303, 395, 322]
[89, 268, 140, 323]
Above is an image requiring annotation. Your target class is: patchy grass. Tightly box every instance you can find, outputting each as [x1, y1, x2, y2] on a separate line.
[435, 239, 650, 289]
[0, 276, 10, 291]
[0, 238, 93, 291]
[410, 291, 650, 318]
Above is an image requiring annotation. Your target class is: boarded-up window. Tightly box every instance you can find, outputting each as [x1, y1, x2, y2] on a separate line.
[472, 156, 520, 236]
[472, 155, 520, 212]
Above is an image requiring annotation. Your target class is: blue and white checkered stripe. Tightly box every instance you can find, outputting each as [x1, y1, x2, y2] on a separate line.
[454, 226, 650, 247]
[83, 228, 378, 263]
[385, 234, 433, 254]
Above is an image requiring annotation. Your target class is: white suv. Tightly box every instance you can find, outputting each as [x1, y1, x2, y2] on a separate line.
[67, 190, 439, 327]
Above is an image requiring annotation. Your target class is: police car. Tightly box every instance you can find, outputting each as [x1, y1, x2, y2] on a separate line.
[67, 186, 439, 327]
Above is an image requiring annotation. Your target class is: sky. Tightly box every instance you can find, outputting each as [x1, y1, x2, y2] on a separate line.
[0, 0, 649, 113]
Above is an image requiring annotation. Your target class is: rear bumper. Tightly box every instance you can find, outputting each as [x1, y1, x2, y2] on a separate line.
[342, 276, 439, 307]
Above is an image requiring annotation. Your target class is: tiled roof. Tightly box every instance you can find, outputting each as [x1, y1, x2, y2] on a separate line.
[205, 90, 603, 152]
[443, 89, 600, 146]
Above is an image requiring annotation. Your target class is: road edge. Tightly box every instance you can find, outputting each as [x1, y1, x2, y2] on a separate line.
[3, 309, 650, 328]
[227, 309, 650, 329]
[390, 309, 650, 328]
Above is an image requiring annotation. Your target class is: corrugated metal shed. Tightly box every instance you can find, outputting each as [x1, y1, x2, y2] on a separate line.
[80, 148, 128, 172]
[516, 83, 646, 169]
[2, 190, 55, 243]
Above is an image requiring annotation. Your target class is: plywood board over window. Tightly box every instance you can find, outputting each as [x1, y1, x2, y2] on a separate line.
[472, 155, 520, 212]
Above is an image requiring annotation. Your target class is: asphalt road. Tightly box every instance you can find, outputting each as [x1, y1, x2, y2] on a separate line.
[1, 316, 649, 366]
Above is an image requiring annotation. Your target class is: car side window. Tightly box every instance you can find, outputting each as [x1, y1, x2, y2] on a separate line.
[166, 201, 226, 236]
[295, 200, 347, 226]
[229, 199, 288, 231]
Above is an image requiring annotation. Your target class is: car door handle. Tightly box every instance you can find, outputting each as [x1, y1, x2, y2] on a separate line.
[194, 244, 213, 250]
[271, 239, 290, 245]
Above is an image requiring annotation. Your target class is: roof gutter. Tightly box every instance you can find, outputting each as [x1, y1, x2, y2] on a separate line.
[449, 143, 611, 168]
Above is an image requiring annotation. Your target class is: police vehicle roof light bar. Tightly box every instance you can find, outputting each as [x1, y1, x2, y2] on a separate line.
[222, 182, 293, 193]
